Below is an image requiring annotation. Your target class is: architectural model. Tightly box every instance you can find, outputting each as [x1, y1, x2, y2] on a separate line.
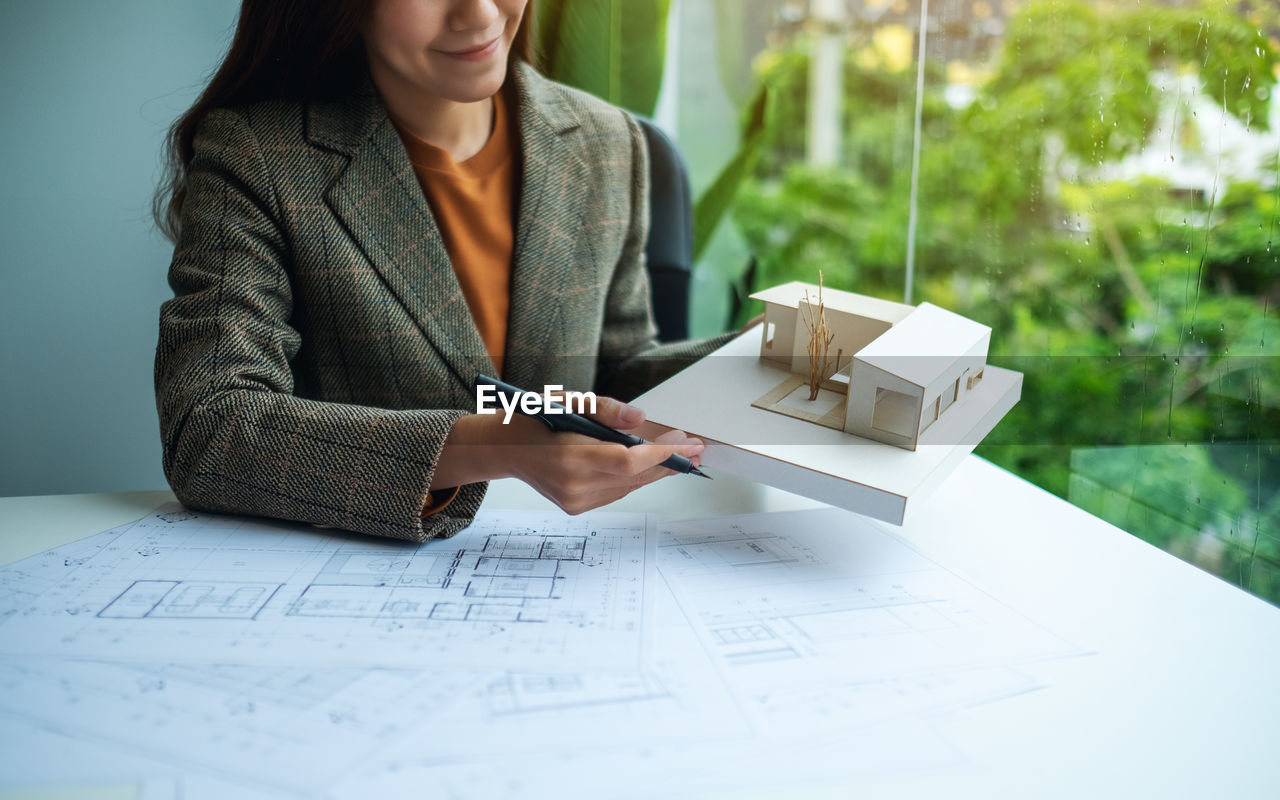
[752, 281, 991, 451]
[633, 282, 1020, 524]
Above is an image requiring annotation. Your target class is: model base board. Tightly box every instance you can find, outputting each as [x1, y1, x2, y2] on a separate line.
[633, 331, 1023, 525]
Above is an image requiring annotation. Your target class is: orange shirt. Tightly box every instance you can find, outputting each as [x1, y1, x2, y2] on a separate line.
[393, 93, 516, 375]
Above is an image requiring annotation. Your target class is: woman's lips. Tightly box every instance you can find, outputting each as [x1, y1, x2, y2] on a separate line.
[438, 37, 501, 62]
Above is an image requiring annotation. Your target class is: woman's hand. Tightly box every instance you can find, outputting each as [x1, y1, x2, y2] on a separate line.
[430, 397, 704, 515]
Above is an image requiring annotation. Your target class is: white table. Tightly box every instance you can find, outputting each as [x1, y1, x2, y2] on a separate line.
[2, 457, 1277, 799]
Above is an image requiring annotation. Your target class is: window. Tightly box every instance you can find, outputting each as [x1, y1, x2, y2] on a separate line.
[671, 0, 1279, 605]
[940, 377, 959, 414]
[920, 394, 940, 433]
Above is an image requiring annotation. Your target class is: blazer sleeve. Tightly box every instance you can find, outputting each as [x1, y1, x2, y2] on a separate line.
[593, 111, 735, 402]
[155, 108, 485, 542]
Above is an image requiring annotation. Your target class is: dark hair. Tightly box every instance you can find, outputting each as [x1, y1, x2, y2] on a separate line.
[155, 0, 535, 241]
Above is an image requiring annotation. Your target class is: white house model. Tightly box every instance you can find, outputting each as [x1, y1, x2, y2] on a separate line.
[752, 281, 991, 451]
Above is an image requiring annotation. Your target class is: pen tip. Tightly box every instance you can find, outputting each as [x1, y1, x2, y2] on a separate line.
[691, 467, 712, 479]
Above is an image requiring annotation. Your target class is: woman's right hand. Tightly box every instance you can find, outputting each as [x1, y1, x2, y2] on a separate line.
[430, 397, 704, 515]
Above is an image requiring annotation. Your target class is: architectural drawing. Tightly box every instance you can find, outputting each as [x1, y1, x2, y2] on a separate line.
[0, 525, 126, 623]
[656, 509, 1079, 733]
[0, 714, 279, 800]
[328, 580, 971, 800]
[0, 533, 974, 799]
[332, 718, 961, 800]
[753, 282, 991, 450]
[288, 531, 598, 623]
[395, 581, 749, 764]
[0, 657, 468, 795]
[0, 534, 724, 797]
[0, 504, 652, 671]
[0, 504, 1083, 800]
[100, 580, 281, 619]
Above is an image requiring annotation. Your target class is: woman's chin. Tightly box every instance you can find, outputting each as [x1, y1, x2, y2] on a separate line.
[428, 57, 511, 103]
[439, 77, 506, 104]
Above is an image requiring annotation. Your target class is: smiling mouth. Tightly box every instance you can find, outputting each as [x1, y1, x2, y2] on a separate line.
[439, 37, 501, 59]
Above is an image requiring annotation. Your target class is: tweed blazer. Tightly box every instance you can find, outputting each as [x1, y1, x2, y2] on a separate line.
[156, 62, 728, 542]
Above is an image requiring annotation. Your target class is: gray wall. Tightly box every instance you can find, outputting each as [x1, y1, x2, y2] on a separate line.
[0, 1, 239, 496]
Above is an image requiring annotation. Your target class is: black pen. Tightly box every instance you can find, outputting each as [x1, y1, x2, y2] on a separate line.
[475, 375, 711, 479]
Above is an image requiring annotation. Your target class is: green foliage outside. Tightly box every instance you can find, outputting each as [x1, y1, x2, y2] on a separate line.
[532, 0, 767, 263]
[728, 0, 1280, 601]
[534, 0, 671, 116]
[533, 0, 1280, 601]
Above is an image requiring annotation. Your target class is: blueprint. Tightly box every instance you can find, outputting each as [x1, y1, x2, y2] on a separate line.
[329, 580, 969, 800]
[0, 580, 741, 796]
[0, 504, 652, 670]
[0, 505, 1085, 798]
[0, 712, 188, 796]
[0, 524, 127, 623]
[384, 580, 751, 764]
[655, 508, 1079, 734]
[0, 658, 468, 795]
[0, 712, 289, 800]
[331, 717, 963, 800]
[0, 535, 985, 799]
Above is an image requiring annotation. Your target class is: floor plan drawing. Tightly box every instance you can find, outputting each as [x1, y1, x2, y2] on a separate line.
[390, 581, 751, 764]
[0, 505, 1089, 800]
[329, 588, 968, 800]
[0, 525, 128, 623]
[100, 579, 282, 619]
[332, 716, 963, 800]
[0, 505, 653, 670]
[0, 657, 470, 795]
[287, 529, 601, 623]
[656, 509, 1083, 733]
[0, 711, 289, 800]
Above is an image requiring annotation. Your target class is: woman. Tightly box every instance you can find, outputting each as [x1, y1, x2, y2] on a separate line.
[155, 0, 728, 541]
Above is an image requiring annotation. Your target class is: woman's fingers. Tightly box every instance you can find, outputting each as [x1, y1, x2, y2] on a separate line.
[588, 395, 645, 431]
[589, 429, 703, 478]
[496, 396, 704, 515]
[544, 431, 705, 514]
[640, 428, 705, 472]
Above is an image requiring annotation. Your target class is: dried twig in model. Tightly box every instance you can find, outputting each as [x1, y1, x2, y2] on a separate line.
[800, 271, 836, 400]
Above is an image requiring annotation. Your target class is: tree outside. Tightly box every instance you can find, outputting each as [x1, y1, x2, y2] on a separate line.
[709, 0, 1280, 602]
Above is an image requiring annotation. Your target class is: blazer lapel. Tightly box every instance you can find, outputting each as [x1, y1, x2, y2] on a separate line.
[502, 64, 592, 390]
[308, 64, 592, 394]
[310, 86, 495, 394]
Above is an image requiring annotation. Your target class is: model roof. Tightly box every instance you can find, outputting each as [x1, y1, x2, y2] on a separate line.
[854, 303, 990, 386]
[751, 281, 915, 324]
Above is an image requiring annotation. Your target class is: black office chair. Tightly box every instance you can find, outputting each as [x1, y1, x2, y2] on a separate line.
[635, 117, 693, 342]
